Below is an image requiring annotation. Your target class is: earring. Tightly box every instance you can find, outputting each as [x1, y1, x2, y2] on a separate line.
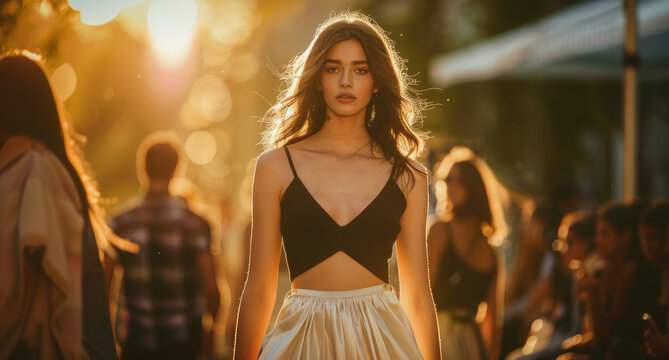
[367, 95, 377, 128]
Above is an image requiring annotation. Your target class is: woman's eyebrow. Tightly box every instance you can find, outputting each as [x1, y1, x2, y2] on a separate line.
[324, 59, 369, 65]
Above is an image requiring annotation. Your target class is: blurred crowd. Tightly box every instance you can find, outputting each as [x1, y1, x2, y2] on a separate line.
[427, 146, 669, 360]
[2, 51, 668, 360]
[499, 192, 669, 360]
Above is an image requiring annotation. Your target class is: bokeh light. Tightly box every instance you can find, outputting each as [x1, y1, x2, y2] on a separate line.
[51, 62, 77, 101]
[202, 0, 257, 48]
[147, 0, 198, 69]
[69, 0, 122, 26]
[180, 75, 232, 129]
[184, 130, 217, 165]
[197, 77, 232, 123]
[227, 53, 260, 83]
[212, 129, 232, 159]
[39, 0, 54, 17]
[180, 100, 211, 130]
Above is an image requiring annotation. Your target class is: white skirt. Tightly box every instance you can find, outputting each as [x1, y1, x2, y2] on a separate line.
[259, 284, 423, 360]
[438, 309, 487, 360]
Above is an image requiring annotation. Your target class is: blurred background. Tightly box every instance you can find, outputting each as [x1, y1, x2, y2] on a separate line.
[2, 0, 668, 358]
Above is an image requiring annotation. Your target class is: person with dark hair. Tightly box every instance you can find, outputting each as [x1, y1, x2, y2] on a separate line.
[639, 201, 669, 359]
[574, 201, 649, 359]
[510, 212, 597, 360]
[0, 51, 121, 359]
[234, 11, 440, 360]
[428, 147, 507, 360]
[108, 133, 220, 360]
[640, 201, 669, 269]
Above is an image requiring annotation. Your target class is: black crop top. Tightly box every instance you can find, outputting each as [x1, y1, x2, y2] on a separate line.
[280, 146, 406, 283]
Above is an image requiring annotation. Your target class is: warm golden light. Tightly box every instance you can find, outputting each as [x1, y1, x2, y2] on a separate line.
[184, 131, 217, 165]
[196, 76, 232, 123]
[227, 53, 260, 82]
[51, 62, 77, 101]
[147, 0, 198, 69]
[103, 88, 114, 101]
[39, 0, 54, 17]
[180, 75, 232, 130]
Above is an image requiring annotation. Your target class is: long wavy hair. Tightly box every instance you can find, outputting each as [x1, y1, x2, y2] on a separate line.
[0, 51, 135, 256]
[261, 11, 427, 186]
[434, 146, 509, 246]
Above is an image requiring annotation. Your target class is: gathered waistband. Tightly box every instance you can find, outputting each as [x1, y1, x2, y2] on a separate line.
[438, 308, 477, 323]
[287, 284, 395, 298]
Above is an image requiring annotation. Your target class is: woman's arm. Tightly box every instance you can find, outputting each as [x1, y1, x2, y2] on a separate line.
[233, 151, 285, 360]
[396, 161, 441, 360]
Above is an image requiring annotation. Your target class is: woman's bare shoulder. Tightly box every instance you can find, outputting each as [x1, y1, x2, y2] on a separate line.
[397, 158, 428, 192]
[407, 158, 428, 175]
[255, 147, 293, 182]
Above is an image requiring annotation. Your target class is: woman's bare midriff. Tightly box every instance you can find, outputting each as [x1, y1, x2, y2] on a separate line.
[291, 251, 387, 291]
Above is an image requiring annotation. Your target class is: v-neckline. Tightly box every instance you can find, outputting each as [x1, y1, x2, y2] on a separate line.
[293, 174, 393, 229]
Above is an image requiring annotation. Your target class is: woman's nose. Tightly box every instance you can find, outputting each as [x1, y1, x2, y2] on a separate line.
[339, 70, 352, 88]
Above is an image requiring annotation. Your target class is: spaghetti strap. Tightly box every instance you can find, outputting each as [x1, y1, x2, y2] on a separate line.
[283, 146, 297, 177]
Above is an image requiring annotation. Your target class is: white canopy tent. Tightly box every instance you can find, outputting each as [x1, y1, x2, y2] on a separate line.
[429, 0, 669, 200]
[430, 0, 669, 85]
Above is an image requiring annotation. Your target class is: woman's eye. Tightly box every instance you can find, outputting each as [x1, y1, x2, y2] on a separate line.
[355, 68, 369, 74]
[325, 67, 339, 73]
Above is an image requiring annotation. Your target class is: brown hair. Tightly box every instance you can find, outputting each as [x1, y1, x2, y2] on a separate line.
[261, 11, 427, 187]
[434, 146, 509, 245]
[641, 201, 669, 234]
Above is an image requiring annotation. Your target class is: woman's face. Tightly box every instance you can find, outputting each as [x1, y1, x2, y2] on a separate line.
[320, 39, 377, 120]
[595, 219, 628, 260]
[445, 166, 467, 210]
[640, 224, 667, 266]
[565, 232, 591, 264]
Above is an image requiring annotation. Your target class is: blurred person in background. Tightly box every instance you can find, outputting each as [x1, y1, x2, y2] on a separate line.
[640, 201, 669, 359]
[502, 201, 553, 358]
[428, 150, 506, 360]
[569, 201, 651, 359]
[234, 11, 440, 360]
[546, 182, 582, 244]
[508, 212, 596, 360]
[0, 51, 121, 359]
[107, 133, 220, 360]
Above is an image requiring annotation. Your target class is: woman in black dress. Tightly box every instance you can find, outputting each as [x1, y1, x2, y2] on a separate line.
[428, 147, 507, 360]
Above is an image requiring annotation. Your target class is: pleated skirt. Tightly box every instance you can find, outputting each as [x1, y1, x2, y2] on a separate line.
[258, 284, 423, 360]
[438, 309, 488, 360]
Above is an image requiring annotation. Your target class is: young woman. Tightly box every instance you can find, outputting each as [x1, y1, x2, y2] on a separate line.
[575, 202, 647, 359]
[0, 52, 124, 359]
[428, 148, 506, 360]
[234, 12, 441, 360]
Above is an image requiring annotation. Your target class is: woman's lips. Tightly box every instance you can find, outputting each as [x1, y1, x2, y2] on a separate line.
[336, 93, 356, 103]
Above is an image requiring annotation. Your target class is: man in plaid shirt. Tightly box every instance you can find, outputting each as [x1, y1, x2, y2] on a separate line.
[109, 134, 220, 359]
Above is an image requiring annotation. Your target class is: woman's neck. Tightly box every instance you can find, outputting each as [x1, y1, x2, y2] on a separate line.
[310, 111, 373, 157]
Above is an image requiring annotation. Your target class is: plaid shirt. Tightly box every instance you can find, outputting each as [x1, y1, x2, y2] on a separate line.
[110, 194, 210, 350]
